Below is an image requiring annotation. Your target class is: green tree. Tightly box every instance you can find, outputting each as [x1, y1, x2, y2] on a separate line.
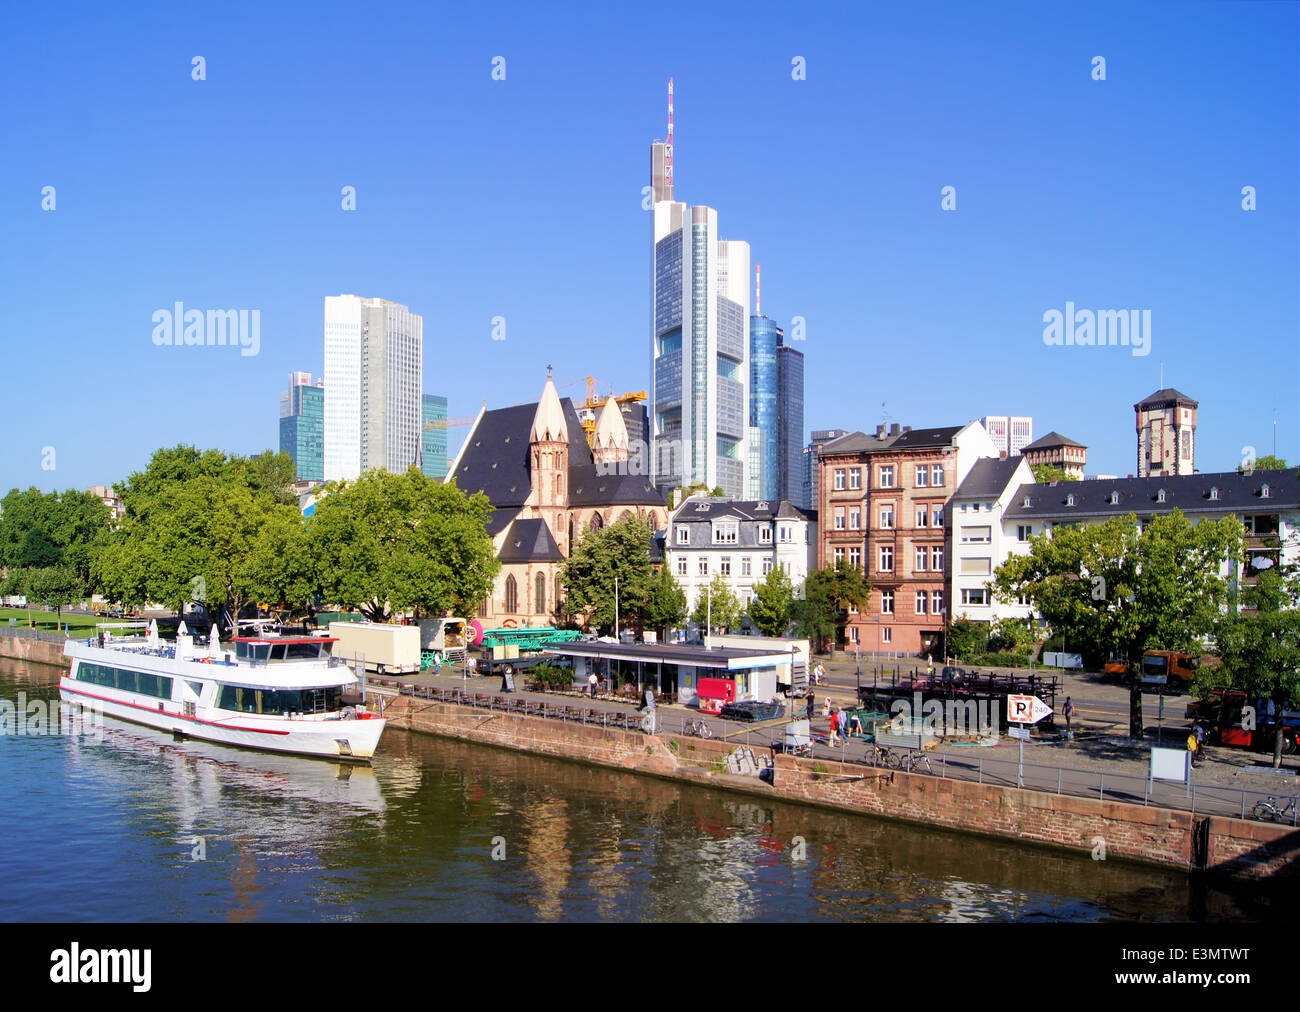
[791, 576, 837, 652]
[1208, 544, 1300, 767]
[560, 512, 656, 632]
[791, 560, 871, 650]
[27, 565, 84, 628]
[93, 444, 301, 619]
[748, 565, 794, 636]
[1030, 463, 1079, 483]
[641, 566, 688, 638]
[310, 469, 499, 621]
[993, 510, 1244, 737]
[1238, 455, 1288, 473]
[946, 617, 989, 660]
[692, 573, 741, 633]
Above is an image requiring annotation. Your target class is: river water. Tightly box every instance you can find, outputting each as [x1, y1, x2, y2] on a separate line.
[0, 659, 1283, 922]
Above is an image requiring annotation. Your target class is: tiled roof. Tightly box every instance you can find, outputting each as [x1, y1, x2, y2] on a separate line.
[498, 518, 565, 563]
[1003, 469, 1300, 521]
[1021, 431, 1086, 452]
[448, 396, 665, 510]
[1135, 388, 1198, 409]
[952, 457, 1026, 500]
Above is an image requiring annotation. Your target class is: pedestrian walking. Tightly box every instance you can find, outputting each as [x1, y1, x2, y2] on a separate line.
[588, 671, 598, 698]
[1063, 696, 1075, 732]
[926, 653, 934, 677]
[829, 708, 840, 747]
[822, 696, 831, 718]
[806, 691, 816, 721]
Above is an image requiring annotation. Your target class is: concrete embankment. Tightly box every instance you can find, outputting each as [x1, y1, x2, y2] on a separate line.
[0, 632, 68, 667]
[379, 694, 1300, 880]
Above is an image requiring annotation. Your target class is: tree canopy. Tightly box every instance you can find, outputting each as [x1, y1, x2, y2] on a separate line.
[748, 565, 794, 636]
[691, 573, 742, 633]
[309, 469, 499, 621]
[792, 560, 871, 651]
[558, 512, 656, 633]
[992, 510, 1243, 670]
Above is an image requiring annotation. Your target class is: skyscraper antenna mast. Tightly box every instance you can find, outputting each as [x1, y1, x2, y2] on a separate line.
[666, 77, 674, 194]
[755, 263, 761, 316]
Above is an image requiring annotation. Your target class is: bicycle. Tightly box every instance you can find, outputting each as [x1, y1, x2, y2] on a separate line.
[865, 745, 895, 768]
[1252, 795, 1298, 822]
[683, 718, 713, 739]
[897, 750, 933, 775]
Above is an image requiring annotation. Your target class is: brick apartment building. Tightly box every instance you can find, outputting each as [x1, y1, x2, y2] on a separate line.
[817, 421, 997, 656]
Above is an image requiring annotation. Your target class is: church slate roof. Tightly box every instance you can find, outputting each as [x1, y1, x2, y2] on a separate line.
[498, 518, 565, 563]
[449, 397, 665, 511]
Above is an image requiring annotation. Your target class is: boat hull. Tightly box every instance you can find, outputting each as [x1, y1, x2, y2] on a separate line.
[59, 679, 386, 760]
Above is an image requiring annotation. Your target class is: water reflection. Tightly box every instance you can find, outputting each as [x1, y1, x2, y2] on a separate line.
[1, 660, 1293, 922]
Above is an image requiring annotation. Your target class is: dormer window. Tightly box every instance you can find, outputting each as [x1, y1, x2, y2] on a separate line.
[1156, 489, 1166, 504]
[1022, 496, 1031, 509]
[1066, 494, 1076, 507]
[1109, 491, 1120, 505]
[713, 522, 738, 545]
[1261, 484, 1272, 499]
[757, 501, 769, 511]
[1209, 486, 1220, 501]
[695, 503, 710, 511]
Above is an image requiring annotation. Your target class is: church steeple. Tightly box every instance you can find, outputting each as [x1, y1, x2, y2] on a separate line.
[593, 396, 630, 466]
[531, 368, 568, 510]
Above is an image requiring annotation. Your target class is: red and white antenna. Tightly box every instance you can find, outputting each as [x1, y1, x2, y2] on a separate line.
[755, 263, 761, 316]
[665, 77, 674, 193]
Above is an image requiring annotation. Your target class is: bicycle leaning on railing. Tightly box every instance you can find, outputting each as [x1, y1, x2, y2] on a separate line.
[1252, 794, 1298, 823]
[682, 718, 713, 739]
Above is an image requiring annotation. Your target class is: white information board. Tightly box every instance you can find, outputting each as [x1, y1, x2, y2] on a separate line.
[1150, 746, 1190, 783]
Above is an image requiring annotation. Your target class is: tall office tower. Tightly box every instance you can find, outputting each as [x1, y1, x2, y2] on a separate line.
[649, 81, 750, 497]
[323, 295, 424, 482]
[980, 415, 1034, 457]
[279, 371, 324, 482]
[776, 340, 804, 504]
[802, 429, 848, 512]
[421, 394, 449, 478]
[750, 305, 781, 501]
[1135, 388, 1197, 477]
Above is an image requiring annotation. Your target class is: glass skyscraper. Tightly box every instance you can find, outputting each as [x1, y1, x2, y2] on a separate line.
[777, 342, 804, 504]
[749, 315, 781, 500]
[421, 394, 449, 478]
[279, 372, 324, 482]
[649, 85, 751, 498]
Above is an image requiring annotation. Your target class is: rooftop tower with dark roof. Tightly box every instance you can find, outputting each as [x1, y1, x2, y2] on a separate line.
[1135, 388, 1197, 478]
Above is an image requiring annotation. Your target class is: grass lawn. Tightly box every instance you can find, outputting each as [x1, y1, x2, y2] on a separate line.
[0, 608, 139, 636]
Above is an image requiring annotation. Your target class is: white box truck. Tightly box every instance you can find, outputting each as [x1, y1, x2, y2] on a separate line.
[328, 622, 422, 675]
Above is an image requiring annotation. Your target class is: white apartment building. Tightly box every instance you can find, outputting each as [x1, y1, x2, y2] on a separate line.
[323, 295, 423, 482]
[949, 468, 1300, 630]
[947, 456, 1036, 626]
[664, 498, 816, 622]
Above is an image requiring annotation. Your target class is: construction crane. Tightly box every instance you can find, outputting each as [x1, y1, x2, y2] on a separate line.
[423, 400, 486, 431]
[566, 376, 647, 448]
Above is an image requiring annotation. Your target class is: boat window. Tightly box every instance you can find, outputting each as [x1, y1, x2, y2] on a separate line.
[269, 644, 287, 662]
[285, 641, 324, 660]
[217, 685, 342, 715]
[117, 668, 139, 694]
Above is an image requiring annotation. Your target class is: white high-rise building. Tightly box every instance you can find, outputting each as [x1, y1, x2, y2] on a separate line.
[323, 295, 423, 482]
[980, 415, 1034, 457]
[649, 81, 750, 497]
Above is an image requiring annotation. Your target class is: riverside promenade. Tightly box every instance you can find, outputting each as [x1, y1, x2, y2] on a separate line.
[367, 662, 1300, 827]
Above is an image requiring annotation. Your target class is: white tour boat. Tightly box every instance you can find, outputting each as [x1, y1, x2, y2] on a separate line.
[60, 621, 386, 760]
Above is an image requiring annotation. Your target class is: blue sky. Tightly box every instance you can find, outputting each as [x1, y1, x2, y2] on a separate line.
[2, 0, 1296, 493]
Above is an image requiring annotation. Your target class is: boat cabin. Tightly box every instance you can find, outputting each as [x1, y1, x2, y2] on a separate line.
[233, 636, 338, 666]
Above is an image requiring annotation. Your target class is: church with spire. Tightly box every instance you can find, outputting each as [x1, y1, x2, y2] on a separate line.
[445, 371, 667, 624]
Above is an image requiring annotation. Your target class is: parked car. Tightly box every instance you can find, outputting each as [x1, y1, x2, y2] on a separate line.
[720, 699, 785, 722]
